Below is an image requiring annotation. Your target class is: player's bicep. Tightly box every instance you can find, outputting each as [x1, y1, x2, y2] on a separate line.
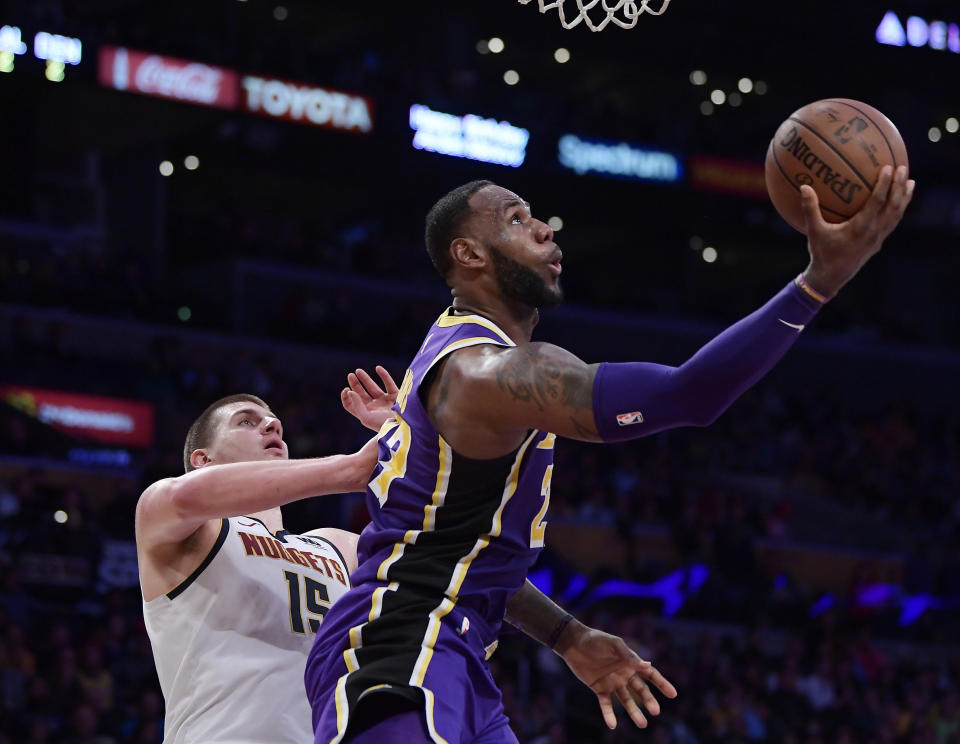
[458, 343, 603, 442]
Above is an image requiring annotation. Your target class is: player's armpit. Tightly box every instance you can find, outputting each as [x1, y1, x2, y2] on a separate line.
[436, 342, 603, 449]
[303, 527, 360, 574]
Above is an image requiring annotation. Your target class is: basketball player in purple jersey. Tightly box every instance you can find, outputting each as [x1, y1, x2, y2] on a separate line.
[307, 168, 914, 743]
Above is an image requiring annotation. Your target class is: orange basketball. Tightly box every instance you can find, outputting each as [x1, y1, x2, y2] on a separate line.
[764, 98, 909, 234]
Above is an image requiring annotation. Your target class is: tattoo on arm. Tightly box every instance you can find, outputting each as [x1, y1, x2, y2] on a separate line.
[495, 346, 599, 438]
[496, 346, 593, 411]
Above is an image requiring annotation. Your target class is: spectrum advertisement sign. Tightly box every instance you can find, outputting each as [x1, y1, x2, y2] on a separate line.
[558, 134, 682, 183]
[409, 104, 530, 167]
[1, 386, 155, 447]
[97, 45, 373, 133]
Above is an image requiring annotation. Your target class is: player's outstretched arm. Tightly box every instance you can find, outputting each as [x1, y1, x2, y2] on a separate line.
[445, 167, 915, 451]
[504, 580, 677, 730]
[136, 435, 379, 547]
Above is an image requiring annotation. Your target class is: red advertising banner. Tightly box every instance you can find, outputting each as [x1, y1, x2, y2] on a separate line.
[0, 386, 155, 447]
[97, 45, 240, 110]
[689, 155, 768, 200]
[241, 74, 374, 133]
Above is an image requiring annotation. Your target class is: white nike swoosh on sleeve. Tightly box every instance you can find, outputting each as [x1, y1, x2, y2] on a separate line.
[778, 319, 805, 331]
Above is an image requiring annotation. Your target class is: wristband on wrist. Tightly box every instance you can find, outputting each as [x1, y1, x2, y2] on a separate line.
[795, 273, 830, 305]
[547, 613, 574, 649]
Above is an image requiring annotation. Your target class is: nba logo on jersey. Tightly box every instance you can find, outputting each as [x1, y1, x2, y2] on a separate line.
[616, 411, 644, 426]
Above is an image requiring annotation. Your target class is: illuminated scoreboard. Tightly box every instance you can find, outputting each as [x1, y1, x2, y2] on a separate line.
[0, 24, 82, 80]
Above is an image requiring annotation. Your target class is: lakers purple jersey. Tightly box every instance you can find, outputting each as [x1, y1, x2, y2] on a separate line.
[353, 309, 555, 619]
[307, 309, 555, 743]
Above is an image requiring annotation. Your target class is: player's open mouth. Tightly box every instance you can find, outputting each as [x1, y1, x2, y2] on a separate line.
[264, 438, 284, 451]
[548, 249, 563, 276]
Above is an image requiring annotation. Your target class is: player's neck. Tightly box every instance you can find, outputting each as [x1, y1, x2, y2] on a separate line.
[450, 293, 539, 344]
[246, 507, 284, 534]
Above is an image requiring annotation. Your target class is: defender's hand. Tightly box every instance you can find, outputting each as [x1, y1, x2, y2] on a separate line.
[341, 365, 399, 431]
[801, 164, 915, 298]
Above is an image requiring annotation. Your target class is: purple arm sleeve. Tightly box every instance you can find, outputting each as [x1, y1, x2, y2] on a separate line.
[592, 280, 822, 442]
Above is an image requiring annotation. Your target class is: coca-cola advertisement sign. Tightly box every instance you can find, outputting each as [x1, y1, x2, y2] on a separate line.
[97, 45, 239, 109]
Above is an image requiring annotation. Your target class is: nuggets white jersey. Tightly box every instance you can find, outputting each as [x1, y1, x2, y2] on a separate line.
[144, 517, 351, 744]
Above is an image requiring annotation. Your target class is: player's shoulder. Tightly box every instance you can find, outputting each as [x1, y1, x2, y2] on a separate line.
[442, 342, 515, 382]
[446, 340, 576, 377]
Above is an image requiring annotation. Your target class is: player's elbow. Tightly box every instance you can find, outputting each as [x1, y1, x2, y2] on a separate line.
[686, 405, 725, 428]
[167, 477, 207, 521]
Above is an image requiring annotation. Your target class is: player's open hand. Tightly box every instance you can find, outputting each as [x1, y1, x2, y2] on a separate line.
[801, 164, 915, 299]
[557, 626, 677, 730]
[341, 365, 399, 431]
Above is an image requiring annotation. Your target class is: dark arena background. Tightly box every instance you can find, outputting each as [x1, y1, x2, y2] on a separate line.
[2, 1, 959, 742]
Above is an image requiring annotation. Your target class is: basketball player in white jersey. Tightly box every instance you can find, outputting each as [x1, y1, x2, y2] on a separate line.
[138, 388, 675, 744]
[136, 392, 378, 744]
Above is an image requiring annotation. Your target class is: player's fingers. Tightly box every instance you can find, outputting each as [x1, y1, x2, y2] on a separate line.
[876, 169, 915, 239]
[355, 368, 385, 398]
[882, 165, 908, 211]
[376, 365, 400, 394]
[857, 165, 894, 223]
[347, 372, 372, 400]
[616, 686, 648, 729]
[597, 693, 617, 730]
[636, 663, 678, 699]
[629, 675, 660, 715]
[341, 389, 360, 414]
[798, 185, 826, 234]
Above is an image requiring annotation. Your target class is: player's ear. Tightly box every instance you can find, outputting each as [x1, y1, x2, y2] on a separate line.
[190, 449, 212, 469]
[449, 237, 486, 271]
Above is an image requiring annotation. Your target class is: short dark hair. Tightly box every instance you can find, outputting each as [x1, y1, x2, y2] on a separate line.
[182, 394, 270, 473]
[424, 180, 494, 278]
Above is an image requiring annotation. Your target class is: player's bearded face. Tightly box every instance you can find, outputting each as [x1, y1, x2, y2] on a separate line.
[487, 243, 563, 309]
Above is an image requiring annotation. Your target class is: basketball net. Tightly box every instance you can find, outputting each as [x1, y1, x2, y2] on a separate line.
[518, 0, 672, 31]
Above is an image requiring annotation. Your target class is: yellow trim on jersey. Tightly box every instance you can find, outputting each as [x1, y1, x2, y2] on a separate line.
[422, 437, 452, 532]
[361, 683, 393, 695]
[435, 310, 515, 346]
[537, 432, 557, 449]
[408, 596, 456, 687]
[368, 581, 399, 623]
[484, 430, 538, 548]
[331, 675, 350, 744]
[409, 431, 538, 689]
[423, 687, 452, 744]
[376, 530, 418, 581]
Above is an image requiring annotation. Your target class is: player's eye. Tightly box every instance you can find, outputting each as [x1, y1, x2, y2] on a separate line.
[511, 213, 523, 224]
[240, 418, 253, 426]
